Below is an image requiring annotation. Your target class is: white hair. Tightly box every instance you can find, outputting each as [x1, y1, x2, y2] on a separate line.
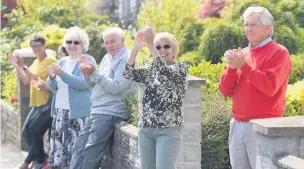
[243, 6, 274, 36]
[102, 27, 125, 40]
[63, 26, 90, 52]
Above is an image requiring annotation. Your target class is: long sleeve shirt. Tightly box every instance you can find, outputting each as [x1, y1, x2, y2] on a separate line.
[124, 56, 189, 128]
[85, 46, 134, 119]
[219, 41, 292, 121]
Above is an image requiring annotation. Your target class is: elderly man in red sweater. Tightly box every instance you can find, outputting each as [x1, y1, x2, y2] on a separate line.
[219, 6, 292, 169]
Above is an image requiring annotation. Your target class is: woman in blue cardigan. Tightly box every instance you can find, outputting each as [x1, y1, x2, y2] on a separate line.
[46, 26, 96, 168]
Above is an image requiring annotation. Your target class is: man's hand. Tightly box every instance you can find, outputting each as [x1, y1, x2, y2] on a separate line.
[224, 48, 246, 69]
[8, 53, 24, 68]
[15, 54, 25, 68]
[80, 55, 96, 75]
[32, 79, 49, 92]
[48, 63, 63, 76]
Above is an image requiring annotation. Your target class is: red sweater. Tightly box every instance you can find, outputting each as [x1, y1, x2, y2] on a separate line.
[219, 41, 292, 121]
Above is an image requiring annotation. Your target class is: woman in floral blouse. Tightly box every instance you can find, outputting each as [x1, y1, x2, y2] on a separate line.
[123, 27, 188, 169]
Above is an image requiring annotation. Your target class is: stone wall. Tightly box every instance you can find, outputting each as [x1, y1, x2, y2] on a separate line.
[251, 116, 304, 169]
[1, 100, 21, 148]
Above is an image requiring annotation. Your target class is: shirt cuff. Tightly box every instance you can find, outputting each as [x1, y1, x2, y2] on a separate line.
[90, 69, 102, 83]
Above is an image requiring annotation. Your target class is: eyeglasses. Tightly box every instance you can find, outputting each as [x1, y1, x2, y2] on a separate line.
[30, 44, 43, 49]
[156, 44, 171, 50]
[66, 40, 81, 45]
[243, 23, 262, 29]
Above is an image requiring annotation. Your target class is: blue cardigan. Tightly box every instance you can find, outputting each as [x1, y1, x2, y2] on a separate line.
[46, 55, 96, 119]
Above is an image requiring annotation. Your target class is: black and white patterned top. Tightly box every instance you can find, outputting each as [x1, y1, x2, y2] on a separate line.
[123, 56, 189, 128]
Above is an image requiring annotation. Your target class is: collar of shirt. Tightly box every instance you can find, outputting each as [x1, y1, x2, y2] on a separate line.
[249, 37, 273, 49]
[109, 45, 128, 60]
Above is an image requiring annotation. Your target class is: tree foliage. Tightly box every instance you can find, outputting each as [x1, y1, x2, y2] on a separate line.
[137, 0, 200, 36]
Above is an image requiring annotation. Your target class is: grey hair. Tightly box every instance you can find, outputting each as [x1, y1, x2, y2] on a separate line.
[243, 6, 274, 36]
[63, 26, 90, 52]
[102, 27, 125, 40]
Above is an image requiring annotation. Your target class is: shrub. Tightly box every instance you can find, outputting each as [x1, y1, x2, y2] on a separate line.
[137, 0, 200, 36]
[289, 54, 304, 84]
[285, 80, 304, 117]
[201, 90, 232, 169]
[273, 25, 298, 54]
[21, 25, 66, 52]
[198, 20, 247, 64]
[126, 91, 139, 127]
[176, 51, 203, 66]
[278, 0, 304, 28]
[1, 70, 17, 103]
[176, 17, 204, 54]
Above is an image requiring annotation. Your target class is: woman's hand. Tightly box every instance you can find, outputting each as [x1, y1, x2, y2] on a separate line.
[80, 55, 96, 76]
[48, 63, 63, 76]
[143, 26, 155, 47]
[133, 31, 145, 51]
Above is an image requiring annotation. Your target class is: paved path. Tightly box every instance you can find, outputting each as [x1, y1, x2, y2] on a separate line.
[0, 144, 27, 169]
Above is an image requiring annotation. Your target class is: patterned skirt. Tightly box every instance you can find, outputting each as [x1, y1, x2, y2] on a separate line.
[48, 108, 88, 166]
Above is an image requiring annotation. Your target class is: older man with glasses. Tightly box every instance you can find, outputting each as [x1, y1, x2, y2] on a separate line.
[219, 6, 292, 169]
[69, 27, 134, 169]
[8, 34, 57, 169]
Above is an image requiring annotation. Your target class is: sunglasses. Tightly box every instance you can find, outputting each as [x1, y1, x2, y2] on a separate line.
[66, 40, 81, 45]
[156, 44, 171, 50]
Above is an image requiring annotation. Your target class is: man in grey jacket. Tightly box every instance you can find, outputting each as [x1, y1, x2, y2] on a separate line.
[69, 27, 134, 169]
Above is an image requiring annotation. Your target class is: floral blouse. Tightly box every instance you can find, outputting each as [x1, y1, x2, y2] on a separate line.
[123, 56, 189, 128]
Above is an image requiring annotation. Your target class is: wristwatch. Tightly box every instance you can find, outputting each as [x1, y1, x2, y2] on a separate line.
[23, 65, 28, 71]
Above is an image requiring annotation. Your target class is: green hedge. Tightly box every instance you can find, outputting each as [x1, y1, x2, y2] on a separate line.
[289, 54, 304, 84]
[198, 20, 247, 64]
[176, 17, 204, 54]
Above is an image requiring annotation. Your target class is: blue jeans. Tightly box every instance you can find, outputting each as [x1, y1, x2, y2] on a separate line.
[69, 114, 123, 169]
[22, 102, 52, 164]
[139, 126, 183, 169]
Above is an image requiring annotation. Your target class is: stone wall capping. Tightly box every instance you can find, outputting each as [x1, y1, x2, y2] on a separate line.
[115, 121, 139, 139]
[187, 76, 206, 87]
[278, 155, 304, 169]
[251, 116, 304, 137]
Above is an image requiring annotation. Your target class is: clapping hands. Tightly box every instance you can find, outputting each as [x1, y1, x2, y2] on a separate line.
[80, 55, 96, 76]
[224, 47, 250, 69]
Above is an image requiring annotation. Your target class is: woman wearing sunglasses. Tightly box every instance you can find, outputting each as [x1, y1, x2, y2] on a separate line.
[46, 26, 96, 169]
[124, 27, 189, 169]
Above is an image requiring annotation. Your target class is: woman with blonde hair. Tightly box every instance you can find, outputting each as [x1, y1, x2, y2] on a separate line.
[124, 27, 188, 169]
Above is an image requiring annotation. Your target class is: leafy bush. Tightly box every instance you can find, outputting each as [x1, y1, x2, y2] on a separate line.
[285, 80, 304, 117]
[289, 54, 304, 84]
[176, 17, 204, 54]
[273, 25, 298, 54]
[17, 0, 107, 28]
[176, 51, 203, 66]
[201, 91, 232, 169]
[126, 91, 139, 127]
[1, 70, 17, 103]
[198, 20, 247, 64]
[21, 25, 66, 52]
[137, 0, 200, 36]
[278, 0, 304, 28]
